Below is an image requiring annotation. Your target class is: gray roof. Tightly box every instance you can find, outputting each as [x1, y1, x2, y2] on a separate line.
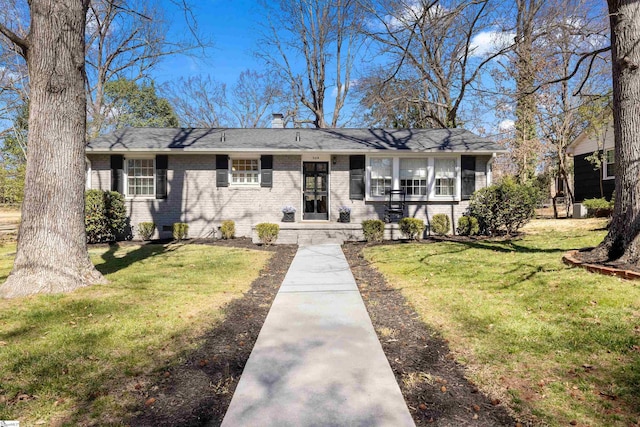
[87, 127, 505, 154]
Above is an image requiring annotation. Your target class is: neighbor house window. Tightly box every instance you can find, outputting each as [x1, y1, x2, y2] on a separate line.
[604, 149, 615, 179]
[370, 158, 392, 197]
[400, 158, 427, 196]
[435, 158, 456, 196]
[126, 158, 154, 197]
[231, 159, 259, 185]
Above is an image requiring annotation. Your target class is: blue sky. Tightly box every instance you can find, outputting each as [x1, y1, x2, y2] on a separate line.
[154, 0, 264, 88]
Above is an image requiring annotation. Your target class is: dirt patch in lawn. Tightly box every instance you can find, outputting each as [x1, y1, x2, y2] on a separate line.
[126, 240, 296, 427]
[343, 242, 519, 427]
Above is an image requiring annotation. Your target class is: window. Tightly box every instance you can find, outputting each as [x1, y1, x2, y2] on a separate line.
[604, 149, 615, 179]
[127, 158, 154, 197]
[400, 158, 427, 195]
[231, 159, 259, 185]
[370, 158, 392, 196]
[435, 158, 456, 196]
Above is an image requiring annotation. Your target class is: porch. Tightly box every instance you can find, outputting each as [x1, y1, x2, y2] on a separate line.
[251, 222, 405, 245]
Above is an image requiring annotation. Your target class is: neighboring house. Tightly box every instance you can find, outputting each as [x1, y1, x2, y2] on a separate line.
[567, 123, 615, 202]
[86, 119, 505, 241]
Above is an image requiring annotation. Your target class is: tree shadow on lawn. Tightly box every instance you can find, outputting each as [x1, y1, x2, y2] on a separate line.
[93, 242, 177, 275]
[125, 244, 298, 427]
[342, 243, 518, 426]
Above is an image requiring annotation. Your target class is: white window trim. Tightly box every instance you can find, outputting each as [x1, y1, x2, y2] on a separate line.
[124, 156, 156, 199]
[229, 156, 261, 187]
[365, 155, 461, 202]
[399, 157, 429, 197]
[85, 157, 92, 190]
[367, 156, 393, 199]
[603, 148, 615, 180]
[432, 157, 460, 200]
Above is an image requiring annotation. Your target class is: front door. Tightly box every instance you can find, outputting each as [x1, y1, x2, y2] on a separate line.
[303, 162, 329, 220]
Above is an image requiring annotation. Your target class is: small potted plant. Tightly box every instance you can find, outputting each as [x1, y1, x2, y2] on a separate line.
[282, 205, 296, 222]
[338, 206, 351, 223]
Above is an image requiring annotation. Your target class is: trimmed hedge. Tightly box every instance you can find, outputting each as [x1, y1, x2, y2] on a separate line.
[431, 214, 450, 236]
[85, 190, 127, 243]
[220, 220, 235, 239]
[137, 222, 156, 241]
[256, 223, 279, 246]
[173, 223, 189, 241]
[362, 219, 385, 242]
[582, 198, 614, 218]
[399, 217, 425, 240]
[468, 178, 539, 235]
[457, 215, 480, 236]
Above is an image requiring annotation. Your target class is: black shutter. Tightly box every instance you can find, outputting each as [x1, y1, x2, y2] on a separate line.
[110, 155, 124, 194]
[461, 155, 476, 200]
[155, 155, 168, 199]
[349, 155, 365, 200]
[216, 154, 229, 187]
[261, 155, 273, 188]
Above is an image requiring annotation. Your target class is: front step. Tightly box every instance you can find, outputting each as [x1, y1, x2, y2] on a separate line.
[251, 222, 404, 245]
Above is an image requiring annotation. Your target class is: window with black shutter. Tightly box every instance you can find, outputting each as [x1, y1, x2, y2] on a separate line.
[216, 154, 229, 187]
[110, 155, 124, 194]
[261, 155, 273, 188]
[155, 155, 168, 199]
[349, 155, 365, 200]
[461, 155, 476, 200]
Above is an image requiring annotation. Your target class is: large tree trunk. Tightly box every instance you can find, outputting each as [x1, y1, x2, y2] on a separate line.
[0, 0, 105, 298]
[513, 0, 540, 184]
[588, 0, 640, 264]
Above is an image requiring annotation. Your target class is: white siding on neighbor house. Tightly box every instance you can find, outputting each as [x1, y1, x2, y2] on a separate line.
[569, 124, 615, 156]
[87, 153, 493, 239]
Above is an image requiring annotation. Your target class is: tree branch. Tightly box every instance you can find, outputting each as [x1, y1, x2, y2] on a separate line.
[0, 22, 28, 58]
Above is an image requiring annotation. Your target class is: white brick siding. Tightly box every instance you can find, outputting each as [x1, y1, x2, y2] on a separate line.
[87, 153, 491, 239]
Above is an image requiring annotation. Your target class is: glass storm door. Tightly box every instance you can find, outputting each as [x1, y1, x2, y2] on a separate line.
[303, 162, 329, 220]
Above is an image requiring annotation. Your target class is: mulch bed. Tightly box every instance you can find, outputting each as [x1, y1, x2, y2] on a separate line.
[342, 242, 520, 427]
[126, 240, 297, 427]
[125, 237, 521, 426]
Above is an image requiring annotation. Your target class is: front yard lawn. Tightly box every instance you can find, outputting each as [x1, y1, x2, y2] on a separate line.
[364, 219, 640, 426]
[0, 243, 270, 426]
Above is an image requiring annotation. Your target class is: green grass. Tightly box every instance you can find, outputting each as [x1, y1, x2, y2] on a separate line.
[0, 243, 270, 426]
[365, 219, 640, 426]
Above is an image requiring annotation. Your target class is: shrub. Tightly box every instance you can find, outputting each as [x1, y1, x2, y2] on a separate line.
[85, 190, 110, 243]
[399, 217, 425, 240]
[362, 219, 385, 242]
[468, 178, 540, 235]
[256, 223, 279, 246]
[173, 222, 189, 241]
[456, 215, 480, 236]
[220, 220, 235, 239]
[431, 214, 450, 236]
[137, 222, 156, 241]
[85, 189, 128, 243]
[582, 198, 614, 218]
[105, 191, 127, 238]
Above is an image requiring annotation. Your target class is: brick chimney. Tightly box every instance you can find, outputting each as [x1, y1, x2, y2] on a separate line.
[271, 113, 284, 128]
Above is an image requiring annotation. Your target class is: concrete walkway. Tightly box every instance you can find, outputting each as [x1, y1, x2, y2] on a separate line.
[220, 244, 415, 427]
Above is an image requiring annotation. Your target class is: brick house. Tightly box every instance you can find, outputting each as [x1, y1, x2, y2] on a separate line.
[86, 123, 505, 243]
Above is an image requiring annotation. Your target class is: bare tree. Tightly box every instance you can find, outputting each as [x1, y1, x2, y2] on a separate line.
[533, 0, 610, 216]
[257, 0, 363, 128]
[0, 0, 106, 298]
[229, 70, 284, 128]
[164, 71, 283, 128]
[85, 0, 207, 137]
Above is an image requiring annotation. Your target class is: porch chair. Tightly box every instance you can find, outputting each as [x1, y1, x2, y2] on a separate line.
[384, 189, 406, 223]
